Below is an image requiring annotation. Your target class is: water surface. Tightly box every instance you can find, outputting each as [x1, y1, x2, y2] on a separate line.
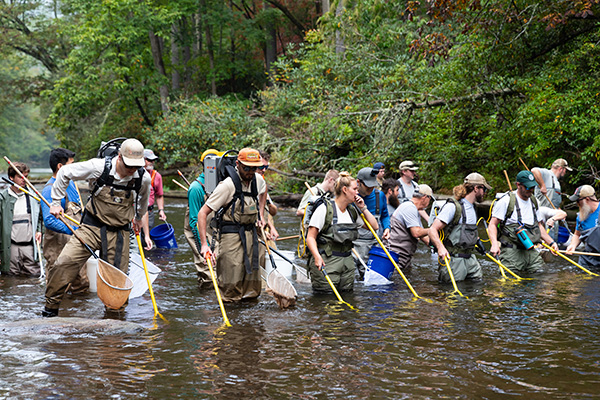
[1, 199, 599, 399]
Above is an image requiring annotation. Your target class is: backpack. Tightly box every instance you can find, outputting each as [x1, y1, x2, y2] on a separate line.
[208, 150, 260, 241]
[88, 138, 145, 217]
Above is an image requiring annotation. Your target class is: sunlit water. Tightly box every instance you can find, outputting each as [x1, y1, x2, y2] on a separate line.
[1, 199, 599, 399]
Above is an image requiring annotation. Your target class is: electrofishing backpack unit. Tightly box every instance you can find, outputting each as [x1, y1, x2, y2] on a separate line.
[203, 150, 238, 195]
[207, 149, 260, 242]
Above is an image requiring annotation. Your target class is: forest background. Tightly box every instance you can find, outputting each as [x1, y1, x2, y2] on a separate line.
[1, 0, 600, 196]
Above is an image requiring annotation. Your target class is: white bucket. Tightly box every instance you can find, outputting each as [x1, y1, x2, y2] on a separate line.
[265, 250, 294, 278]
[86, 256, 99, 292]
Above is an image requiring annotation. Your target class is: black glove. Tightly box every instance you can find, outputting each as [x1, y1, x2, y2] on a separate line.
[474, 239, 487, 256]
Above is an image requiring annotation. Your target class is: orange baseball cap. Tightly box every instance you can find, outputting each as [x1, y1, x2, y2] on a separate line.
[237, 148, 262, 166]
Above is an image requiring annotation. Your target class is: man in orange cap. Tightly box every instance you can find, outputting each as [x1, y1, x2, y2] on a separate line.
[197, 148, 267, 302]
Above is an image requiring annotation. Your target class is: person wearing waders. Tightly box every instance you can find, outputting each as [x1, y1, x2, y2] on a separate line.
[296, 169, 339, 217]
[197, 148, 268, 302]
[41, 148, 88, 292]
[397, 160, 429, 222]
[566, 185, 600, 268]
[140, 149, 165, 250]
[388, 184, 433, 270]
[42, 139, 150, 317]
[429, 173, 491, 282]
[488, 171, 558, 274]
[0, 162, 42, 276]
[353, 167, 390, 280]
[305, 172, 378, 293]
[184, 149, 215, 289]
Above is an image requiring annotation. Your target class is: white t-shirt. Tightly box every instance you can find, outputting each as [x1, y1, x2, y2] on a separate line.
[436, 198, 477, 225]
[309, 202, 360, 231]
[392, 201, 422, 228]
[492, 192, 542, 225]
[398, 179, 418, 200]
[538, 206, 561, 224]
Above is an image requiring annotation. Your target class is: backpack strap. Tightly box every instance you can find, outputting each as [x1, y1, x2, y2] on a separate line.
[505, 192, 539, 225]
[374, 189, 380, 216]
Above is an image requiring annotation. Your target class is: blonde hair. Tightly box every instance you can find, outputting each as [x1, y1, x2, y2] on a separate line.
[334, 171, 354, 197]
[453, 183, 475, 200]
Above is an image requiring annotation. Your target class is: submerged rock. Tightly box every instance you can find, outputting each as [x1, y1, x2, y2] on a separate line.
[0, 317, 145, 336]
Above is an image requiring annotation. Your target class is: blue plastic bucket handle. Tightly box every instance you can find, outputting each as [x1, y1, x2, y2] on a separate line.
[149, 223, 178, 249]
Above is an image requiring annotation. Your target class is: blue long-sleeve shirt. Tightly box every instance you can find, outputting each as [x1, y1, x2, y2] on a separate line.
[361, 189, 390, 231]
[41, 178, 80, 234]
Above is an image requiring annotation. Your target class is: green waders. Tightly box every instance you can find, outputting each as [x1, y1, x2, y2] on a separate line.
[438, 199, 482, 282]
[498, 196, 544, 274]
[308, 203, 359, 293]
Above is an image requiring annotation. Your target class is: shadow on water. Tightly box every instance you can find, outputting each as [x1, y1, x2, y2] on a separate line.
[1, 199, 600, 399]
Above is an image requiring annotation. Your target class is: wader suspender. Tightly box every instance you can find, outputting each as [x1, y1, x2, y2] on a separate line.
[399, 180, 418, 199]
[83, 156, 143, 267]
[505, 193, 538, 226]
[217, 166, 260, 274]
[374, 189, 380, 216]
[11, 193, 33, 246]
[317, 201, 358, 257]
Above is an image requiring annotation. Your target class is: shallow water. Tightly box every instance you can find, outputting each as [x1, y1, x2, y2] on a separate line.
[1, 199, 600, 399]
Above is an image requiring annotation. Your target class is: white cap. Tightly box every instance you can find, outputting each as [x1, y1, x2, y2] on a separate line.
[120, 139, 145, 167]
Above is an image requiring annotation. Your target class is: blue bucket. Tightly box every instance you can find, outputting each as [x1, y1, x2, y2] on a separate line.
[150, 223, 178, 249]
[367, 246, 399, 280]
[557, 226, 570, 244]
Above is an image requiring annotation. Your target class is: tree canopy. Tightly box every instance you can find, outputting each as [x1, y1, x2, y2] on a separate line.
[1, 0, 599, 193]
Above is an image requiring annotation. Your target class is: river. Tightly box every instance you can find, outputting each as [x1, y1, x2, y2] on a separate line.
[1, 198, 599, 399]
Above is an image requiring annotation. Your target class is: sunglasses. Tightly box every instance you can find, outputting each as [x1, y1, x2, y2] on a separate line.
[241, 165, 258, 172]
[477, 186, 488, 193]
[123, 163, 138, 171]
[258, 165, 269, 171]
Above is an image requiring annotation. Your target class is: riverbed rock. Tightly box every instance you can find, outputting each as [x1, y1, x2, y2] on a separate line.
[0, 317, 145, 336]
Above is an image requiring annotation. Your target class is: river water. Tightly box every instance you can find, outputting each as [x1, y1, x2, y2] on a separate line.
[1, 199, 600, 399]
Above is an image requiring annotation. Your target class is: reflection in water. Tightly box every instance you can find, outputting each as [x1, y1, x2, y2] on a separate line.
[1, 201, 600, 398]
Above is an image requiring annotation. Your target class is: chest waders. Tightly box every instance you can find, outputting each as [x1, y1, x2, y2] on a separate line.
[442, 198, 479, 258]
[388, 210, 419, 269]
[11, 193, 33, 245]
[308, 201, 359, 292]
[42, 184, 82, 266]
[82, 156, 144, 269]
[316, 202, 360, 257]
[499, 193, 541, 250]
[213, 167, 260, 275]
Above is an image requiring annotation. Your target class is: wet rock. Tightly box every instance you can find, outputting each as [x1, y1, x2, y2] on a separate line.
[0, 317, 145, 336]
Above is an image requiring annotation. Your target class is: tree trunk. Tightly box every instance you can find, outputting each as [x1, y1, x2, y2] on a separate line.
[193, 12, 203, 59]
[199, 0, 216, 95]
[335, 0, 345, 54]
[181, 16, 192, 88]
[322, 0, 330, 14]
[149, 30, 170, 115]
[265, 4, 277, 85]
[171, 22, 181, 93]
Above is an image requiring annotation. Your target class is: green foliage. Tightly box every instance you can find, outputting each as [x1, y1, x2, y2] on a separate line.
[146, 96, 268, 168]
